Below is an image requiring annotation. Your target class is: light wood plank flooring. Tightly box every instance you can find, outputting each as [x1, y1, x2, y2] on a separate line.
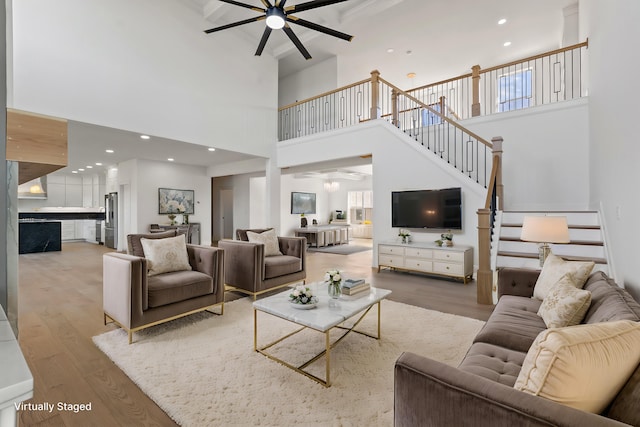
[17, 240, 493, 426]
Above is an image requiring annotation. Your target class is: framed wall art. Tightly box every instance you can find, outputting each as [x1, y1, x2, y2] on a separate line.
[158, 188, 195, 214]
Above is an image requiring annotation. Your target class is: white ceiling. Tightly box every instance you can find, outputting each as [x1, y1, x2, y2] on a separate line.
[58, 0, 576, 176]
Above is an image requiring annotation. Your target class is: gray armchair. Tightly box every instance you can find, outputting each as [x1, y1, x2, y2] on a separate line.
[103, 230, 224, 343]
[218, 228, 306, 299]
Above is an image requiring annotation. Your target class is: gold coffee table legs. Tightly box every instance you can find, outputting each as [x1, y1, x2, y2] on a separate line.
[253, 302, 382, 387]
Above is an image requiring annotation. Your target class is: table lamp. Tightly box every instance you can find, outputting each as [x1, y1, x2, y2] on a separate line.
[520, 216, 570, 267]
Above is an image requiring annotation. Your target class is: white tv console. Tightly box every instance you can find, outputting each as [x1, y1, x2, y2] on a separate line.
[377, 241, 474, 284]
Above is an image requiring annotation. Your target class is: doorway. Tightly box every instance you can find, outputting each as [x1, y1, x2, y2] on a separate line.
[220, 189, 234, 239]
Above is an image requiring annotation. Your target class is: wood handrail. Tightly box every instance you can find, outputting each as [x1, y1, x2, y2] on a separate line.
[379, 76, 493, 149]
[404, 40, 588, 93]
[480, 40, 589, 74]
[407, 72, 474, 93]
[278, 77, 372, 111]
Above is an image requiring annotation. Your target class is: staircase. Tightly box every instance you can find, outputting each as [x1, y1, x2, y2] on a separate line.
[493, 211, 610, 274]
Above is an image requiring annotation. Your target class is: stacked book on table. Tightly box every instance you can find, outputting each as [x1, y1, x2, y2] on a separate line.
[342, 278, 370, 296]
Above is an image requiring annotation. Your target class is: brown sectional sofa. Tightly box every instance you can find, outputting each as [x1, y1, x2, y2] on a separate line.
[394, 269, 640, 426]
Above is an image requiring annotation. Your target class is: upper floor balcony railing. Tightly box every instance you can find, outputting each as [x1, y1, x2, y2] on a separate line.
[278, 40, 588, 142]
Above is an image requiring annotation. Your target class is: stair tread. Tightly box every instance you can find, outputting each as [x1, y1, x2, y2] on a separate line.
[499, 237, 603, 246]
[501, 223, 601, 230]
[497, 251, 607, 264]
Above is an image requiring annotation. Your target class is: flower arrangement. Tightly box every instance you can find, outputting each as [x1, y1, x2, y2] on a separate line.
[436, 230, 454, 246]
[289, 284, 318, 305]
[398, 229, 411, 243]
[325, 269, 342, 298]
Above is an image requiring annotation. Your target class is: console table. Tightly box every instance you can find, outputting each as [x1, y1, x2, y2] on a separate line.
[378, 241, 474, 283]
[294, 224, 350, 248]
[149, 223, 201, 245]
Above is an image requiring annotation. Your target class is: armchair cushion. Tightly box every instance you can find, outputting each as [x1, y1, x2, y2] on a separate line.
[128, 230, 176, 257]
[140, 234, 192, 276]
[147, 270, 213, 308]
[264, 255, 302, 279]
[246, 229, 282, 256]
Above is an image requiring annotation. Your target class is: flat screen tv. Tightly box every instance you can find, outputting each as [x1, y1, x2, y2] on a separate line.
[291, 192, 316, 215]
[392, 187, 462, 229]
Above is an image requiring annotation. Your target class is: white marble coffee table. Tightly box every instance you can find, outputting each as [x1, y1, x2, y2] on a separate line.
[252, 286, 391, 387]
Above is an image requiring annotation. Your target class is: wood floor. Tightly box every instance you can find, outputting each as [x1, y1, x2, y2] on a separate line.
[16, 240, 493, 426]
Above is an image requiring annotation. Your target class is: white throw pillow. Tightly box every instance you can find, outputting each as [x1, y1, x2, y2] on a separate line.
[514, 320, 640, 413]
[246, 229, 283, 257]
[140, 234, 192, 276]
[537, 274, 592, 328]
[533, 253, 594, 300]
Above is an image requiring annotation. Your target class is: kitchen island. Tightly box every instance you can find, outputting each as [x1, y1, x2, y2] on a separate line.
[18, 220, 62, 254]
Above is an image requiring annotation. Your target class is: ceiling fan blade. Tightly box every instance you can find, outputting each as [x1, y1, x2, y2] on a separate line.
[282, 25, 312, 60]
[204, 16, 264, 34]
[287, 16, 353, 41]
[285, 0, 348, 14]
[275, 0, 287, 7]
[255, 27, 273, 56]
[259, 0, 273, 7]
[218, 0, 265, 13]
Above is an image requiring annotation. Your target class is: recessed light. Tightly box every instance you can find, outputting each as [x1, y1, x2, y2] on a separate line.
[386, 48, 394, 53]
[106, 149, 114, 153]
[78, 168, 85, 171]
[407, 72, 417, 79]
[167, 158, 174, 162]
[498, 18, 507, 25]
[140, 135, 150, 140]
[71, 171, 78, 174]
[86, 165, 93, 169]
[95, 162, 102, 166]
[503, 41, 512, 47]
[208, 148, 216, 152]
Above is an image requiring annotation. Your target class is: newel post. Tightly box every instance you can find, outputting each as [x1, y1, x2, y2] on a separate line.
[391, 88, 399, 126]
[491, 136, 504, 210]
[471, 65, 481, 117]
[370, 70, 381, 120]
[476, 208, 493, 305]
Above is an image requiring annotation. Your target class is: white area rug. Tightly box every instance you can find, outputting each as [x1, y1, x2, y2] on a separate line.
[93, 297, 484, 427]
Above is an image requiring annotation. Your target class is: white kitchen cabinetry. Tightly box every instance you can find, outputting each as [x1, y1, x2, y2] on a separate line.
[378, 241, 474, 283]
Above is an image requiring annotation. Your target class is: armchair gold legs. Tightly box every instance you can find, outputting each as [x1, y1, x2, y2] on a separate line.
[103, 302, 225, 344]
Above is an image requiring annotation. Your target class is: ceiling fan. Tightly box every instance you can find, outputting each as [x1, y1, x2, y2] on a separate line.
[204, 0, 354, 60]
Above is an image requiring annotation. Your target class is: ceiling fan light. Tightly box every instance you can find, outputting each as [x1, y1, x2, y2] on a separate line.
[266, 8, 285, 30]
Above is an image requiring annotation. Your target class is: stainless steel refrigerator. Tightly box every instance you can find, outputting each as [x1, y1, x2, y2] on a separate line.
[105, 192, 118, 249]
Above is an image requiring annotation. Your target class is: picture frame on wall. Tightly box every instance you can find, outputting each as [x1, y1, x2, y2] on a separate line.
[158, 188, 195, 214]
[291, 192, 316, 214]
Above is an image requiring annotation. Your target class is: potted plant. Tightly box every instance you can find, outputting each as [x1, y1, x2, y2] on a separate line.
[398, 229, 411, 244]
[441, 231, 453, 246]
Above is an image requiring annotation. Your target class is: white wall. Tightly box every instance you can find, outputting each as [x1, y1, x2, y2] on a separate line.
[278, 57, 338, 107]
[278, 121, 487, 267]
[280, 176, 328, 236]
[9, 0, 279, 157]
[463, 99, 590, 210]
[581, 0, 640, 299]
[116, 159, 212, 247]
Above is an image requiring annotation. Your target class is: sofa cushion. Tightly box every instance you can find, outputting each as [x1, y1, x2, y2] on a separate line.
[514, 320, 640, 414]
[127, 230, 176, 257]
[141, 234, 192, 276]
[537, 274, 592, 328]
[264, 255, 302, 279]
[532, 253, 594, 300]
[247, 229, 283, 257]
[458, 342, 526, 387]
[473, 295, 546, 353]
[583, 271, 640, 324]
[147, 270, 213, 308]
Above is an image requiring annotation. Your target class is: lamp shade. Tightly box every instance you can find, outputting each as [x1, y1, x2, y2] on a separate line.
[520, 216, 570, 243]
